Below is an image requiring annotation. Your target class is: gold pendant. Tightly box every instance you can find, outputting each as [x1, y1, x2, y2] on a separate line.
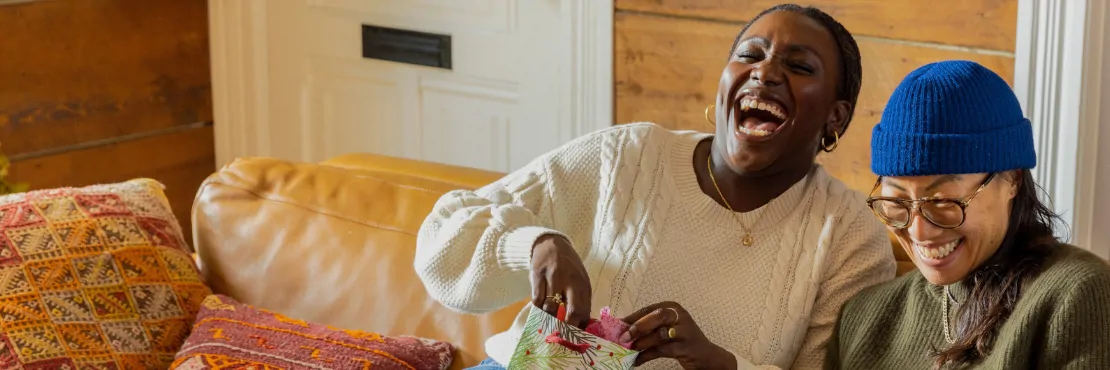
[742, 234, 754, 246]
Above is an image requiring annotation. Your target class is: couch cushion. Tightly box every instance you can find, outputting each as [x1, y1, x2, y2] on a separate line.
[171, 294, 455, 369]
[0, 179, 210, 369]
[191, 157, 523, 369]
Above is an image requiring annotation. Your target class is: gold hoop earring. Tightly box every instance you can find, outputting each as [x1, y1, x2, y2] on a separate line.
[704, 104, 715, 126]
[821, 131, 840, 152]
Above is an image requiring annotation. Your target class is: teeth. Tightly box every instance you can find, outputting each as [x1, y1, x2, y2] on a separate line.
[914, 239, 960, 260]
[737, 125, 773, 137]
[737, 97, 787, 120]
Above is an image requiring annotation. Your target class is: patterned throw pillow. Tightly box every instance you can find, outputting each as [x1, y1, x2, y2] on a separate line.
[171, 294, 455, 370]
[0, 179, 212, 368]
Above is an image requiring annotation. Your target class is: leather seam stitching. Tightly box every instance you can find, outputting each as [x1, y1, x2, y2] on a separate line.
[198, 180, 423, 236]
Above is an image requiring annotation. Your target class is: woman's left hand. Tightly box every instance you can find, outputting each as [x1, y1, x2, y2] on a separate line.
[619, 301, 737, 369]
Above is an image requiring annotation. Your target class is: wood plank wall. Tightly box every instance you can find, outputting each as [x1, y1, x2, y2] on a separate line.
[0, 0, 214, 244]
[614, 0, 1018, 194]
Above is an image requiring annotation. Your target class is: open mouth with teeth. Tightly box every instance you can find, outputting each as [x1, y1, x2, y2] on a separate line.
[914, 238, 963, 262]
[735, 96, 788, 137]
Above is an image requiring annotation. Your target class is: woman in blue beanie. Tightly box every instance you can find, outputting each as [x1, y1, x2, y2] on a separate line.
[826, 60, 1110, 369]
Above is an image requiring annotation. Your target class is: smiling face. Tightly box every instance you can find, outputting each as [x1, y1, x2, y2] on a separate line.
[875, 173, 1019, 285]
[714, 10, 851, 175]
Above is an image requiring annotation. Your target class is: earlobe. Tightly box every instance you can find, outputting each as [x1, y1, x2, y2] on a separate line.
[825, 100, 852, 137]
[819, 101, 851, 153]
[1007, 170, 1021, 199]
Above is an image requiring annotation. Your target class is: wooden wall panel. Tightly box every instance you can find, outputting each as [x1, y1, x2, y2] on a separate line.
[0, 0, 213, 244]
[615, 0, 1018, 51]
[8, 126, 216, 237]
[614, 5, 1015, 194]
[0, 0, 211, 157]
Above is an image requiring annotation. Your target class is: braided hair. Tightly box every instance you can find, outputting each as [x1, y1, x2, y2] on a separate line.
[729, 4, 863, 137]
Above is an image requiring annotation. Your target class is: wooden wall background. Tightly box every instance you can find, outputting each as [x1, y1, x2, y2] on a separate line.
[614, 0, 1018, 194]
[0, 0, 213, 243]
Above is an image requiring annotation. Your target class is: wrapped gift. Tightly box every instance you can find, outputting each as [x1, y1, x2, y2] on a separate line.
[506, 304, 639, 369]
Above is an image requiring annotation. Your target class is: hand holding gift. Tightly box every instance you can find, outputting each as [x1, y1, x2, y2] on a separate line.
[510, 237, 641, 370]
[584, 307, 633, 348]
[620, 301, 738, 369]
[530, 234, 592, 329]
[507, 303, 639, 369]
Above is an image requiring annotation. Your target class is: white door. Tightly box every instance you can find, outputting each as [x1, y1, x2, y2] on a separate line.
[209, 0, 612, 173]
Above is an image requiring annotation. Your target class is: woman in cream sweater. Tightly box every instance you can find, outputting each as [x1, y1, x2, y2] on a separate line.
[415, 4, 896, 369]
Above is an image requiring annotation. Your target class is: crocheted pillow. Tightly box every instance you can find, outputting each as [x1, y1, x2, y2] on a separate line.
[0, 179, 212, 368]
[170, 294, 455, 369]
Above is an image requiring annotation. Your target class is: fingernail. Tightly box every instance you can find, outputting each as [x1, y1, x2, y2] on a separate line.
[619, 332, 630, 343]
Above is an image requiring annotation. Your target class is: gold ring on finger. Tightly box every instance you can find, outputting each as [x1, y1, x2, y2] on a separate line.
[547, 293, 564, 305]
[667, 326, 677, 340]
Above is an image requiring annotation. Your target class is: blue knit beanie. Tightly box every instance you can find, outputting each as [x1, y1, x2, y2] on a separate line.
[871, 60, 1036, 176]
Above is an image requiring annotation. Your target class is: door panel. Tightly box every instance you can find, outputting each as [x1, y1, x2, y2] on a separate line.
[259, 0, 575, 172]
[303, 62, 406, 161]
[309, 0, 516, 34]
[419, 78, 515, 171]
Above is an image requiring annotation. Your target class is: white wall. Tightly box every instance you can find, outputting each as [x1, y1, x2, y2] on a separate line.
[1092, 26, 1110, 259]
[1015, 1, 1109, 257]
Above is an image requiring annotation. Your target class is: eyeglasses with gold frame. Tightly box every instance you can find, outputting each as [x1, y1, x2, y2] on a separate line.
[865, 173, 996, 230]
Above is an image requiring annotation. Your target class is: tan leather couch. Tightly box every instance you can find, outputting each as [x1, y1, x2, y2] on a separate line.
[191, 153, 914, 369]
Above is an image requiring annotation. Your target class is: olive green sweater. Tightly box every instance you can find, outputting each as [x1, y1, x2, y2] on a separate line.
[827, 244, 1110, 369]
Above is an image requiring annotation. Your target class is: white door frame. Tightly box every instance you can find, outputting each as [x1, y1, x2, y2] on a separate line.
[1013, 0, 1107, 257]
[208, 0, 613, 168]
[208, 0, 272, 168]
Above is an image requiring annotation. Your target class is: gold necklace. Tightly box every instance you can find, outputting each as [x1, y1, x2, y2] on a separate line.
[707, 156, 761, 246]
[942, 285, 956, 344]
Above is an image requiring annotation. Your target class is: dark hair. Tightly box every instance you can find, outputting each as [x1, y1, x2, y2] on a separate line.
[932, 170, 1062, 369]
[729, 4, 863, 137]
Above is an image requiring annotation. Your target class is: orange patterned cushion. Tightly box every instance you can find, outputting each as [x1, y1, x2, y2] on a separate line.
[0, 179, 211, 368]
[171, 295, 455, 369]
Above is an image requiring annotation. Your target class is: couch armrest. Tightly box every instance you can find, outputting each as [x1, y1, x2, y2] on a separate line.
[192, 156, 525, 368]
[322, 153, 505, 190]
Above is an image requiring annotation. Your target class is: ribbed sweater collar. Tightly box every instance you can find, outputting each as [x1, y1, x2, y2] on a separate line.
[664, 132, 813, 232]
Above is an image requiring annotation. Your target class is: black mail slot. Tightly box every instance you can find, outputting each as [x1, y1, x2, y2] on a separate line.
[361, 24, 452, 69]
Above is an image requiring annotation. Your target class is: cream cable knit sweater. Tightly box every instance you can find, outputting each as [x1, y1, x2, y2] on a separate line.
[414, 123, 896, 369]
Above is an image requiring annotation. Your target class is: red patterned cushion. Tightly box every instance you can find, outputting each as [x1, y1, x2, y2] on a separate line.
[0, 179, 211, 368]
[171, 294, 455, 369]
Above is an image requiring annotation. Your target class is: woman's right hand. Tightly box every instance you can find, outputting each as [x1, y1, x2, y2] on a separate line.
[530, 234, 592, 329]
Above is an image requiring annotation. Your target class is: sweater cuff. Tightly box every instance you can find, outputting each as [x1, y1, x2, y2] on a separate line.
[497, 226, 569, 271]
